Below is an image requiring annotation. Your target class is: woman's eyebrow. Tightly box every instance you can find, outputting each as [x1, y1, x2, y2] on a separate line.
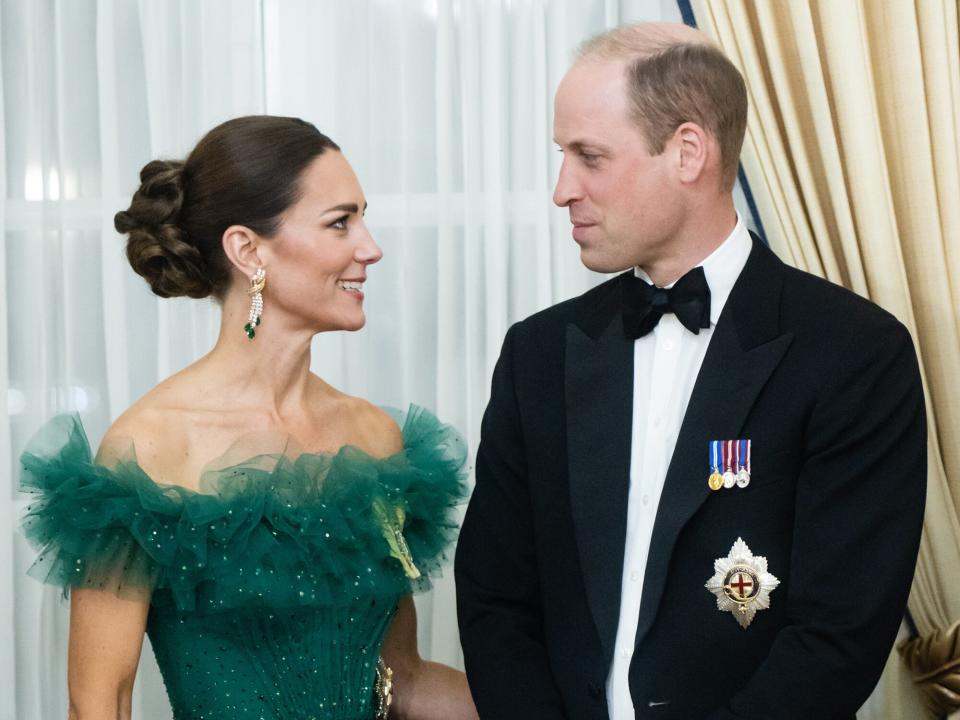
[322, 201, 369, 215]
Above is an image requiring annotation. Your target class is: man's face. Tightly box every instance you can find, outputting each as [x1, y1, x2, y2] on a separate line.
[553, 59, 682, 273]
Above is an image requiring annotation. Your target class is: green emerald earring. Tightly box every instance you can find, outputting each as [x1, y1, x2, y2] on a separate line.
[244, 268, 265, 339]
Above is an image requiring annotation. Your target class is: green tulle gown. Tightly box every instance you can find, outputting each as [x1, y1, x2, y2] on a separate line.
[19, 406, 467, 720]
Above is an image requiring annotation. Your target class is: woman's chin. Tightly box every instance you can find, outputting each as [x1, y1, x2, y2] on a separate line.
[327, 312, 367, 333]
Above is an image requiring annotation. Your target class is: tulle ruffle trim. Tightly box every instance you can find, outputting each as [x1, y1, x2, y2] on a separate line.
[19, 406, 468, 612]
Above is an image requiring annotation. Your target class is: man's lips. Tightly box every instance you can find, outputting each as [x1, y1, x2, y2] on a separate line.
[571, 221, 596, 243]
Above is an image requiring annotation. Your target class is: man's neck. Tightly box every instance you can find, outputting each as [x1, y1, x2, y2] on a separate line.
[641, 205, 738, 287]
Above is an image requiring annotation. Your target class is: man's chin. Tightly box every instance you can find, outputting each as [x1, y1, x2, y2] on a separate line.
[579, 248, 634, 275]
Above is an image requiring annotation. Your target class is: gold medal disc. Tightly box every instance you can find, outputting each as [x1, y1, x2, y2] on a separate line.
[708, 472, 724, 491]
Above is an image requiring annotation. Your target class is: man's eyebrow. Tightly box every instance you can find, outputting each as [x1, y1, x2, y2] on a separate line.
[556, 140, 609, 154]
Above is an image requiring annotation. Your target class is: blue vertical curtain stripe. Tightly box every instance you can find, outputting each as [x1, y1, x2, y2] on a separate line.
[677, 0, 698, 27]
[676, 0, 769, 246]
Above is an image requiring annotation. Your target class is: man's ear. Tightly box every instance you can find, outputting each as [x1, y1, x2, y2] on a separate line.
[222, 225, 264, 280]
[674, 121, 710, 185]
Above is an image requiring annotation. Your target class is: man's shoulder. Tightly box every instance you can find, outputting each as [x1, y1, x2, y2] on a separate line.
[494, 274, 624, 382]
[512, 273, 624, 336]
[761, 258, 919, 389]
[778, 261, 907, 340]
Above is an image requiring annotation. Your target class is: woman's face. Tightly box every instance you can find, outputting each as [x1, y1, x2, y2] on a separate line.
[261, 151, 382, 334]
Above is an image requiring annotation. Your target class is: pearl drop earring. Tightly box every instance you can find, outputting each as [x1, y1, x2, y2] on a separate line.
[244, 268, 265, 340]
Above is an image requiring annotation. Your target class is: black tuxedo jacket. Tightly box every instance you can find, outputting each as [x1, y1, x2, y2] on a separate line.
[455, 238, 926, 719]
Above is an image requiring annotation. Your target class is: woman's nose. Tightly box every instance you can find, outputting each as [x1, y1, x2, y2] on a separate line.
[356, 224, 383, 265]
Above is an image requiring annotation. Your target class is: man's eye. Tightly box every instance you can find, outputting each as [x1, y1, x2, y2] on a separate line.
[581, 153, 599, 164]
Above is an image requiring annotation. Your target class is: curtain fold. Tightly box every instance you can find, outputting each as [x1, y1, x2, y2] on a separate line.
[691, 1, 960, 718]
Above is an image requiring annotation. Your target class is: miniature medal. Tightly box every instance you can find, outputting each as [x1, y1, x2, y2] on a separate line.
[722, 440, 737, 489]
[708, 441, 724, 491]
[736, 439, 751, 488]
[705, 537, 780, 629]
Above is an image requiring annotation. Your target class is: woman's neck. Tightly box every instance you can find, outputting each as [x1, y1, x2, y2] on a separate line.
[192, 296, 324, 418]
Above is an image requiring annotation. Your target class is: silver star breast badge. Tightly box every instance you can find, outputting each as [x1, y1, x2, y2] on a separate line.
[705, 537, 780, 629]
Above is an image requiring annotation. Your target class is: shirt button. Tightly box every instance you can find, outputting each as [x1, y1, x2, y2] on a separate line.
[621, 648, 630, 659]
[630, 570, 640, 582]
[642, 494, 650, 506]
[653, 416, 662, 428]
[663, 340, 674, 351]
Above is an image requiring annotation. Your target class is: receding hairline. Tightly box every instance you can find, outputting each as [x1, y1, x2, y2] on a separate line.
[571, 22, 748, 192]
[576, 21, 716, 62]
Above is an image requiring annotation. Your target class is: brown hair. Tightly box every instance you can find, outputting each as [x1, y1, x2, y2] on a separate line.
[115, 116, 340, 299]
[579, 24, 747, 191]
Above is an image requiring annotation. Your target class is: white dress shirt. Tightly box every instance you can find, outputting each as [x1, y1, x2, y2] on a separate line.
[606, 215, 752, 719]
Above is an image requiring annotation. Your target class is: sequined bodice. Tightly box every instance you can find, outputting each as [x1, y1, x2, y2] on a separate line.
[148, 600, 396, 720]
[19, 406, 466, 720]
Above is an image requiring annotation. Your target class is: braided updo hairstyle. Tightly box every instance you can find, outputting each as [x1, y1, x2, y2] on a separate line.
[115, 116, 340, 299]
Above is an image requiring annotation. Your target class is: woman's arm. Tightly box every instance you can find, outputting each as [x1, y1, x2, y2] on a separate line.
[67, 588, 150, 720]
[380, 595, 478, 720]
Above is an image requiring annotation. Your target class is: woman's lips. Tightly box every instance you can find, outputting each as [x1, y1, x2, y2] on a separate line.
[337, 280, 365, 301]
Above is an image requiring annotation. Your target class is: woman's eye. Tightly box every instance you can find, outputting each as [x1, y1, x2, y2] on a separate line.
[329, 215, 349, 230]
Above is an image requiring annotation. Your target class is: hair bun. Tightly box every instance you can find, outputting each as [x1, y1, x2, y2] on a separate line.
[114, 159, 185, 229]
[115, 159, 214, 298]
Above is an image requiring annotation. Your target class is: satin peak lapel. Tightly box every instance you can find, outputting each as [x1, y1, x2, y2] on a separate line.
[566, 277, 633, 664]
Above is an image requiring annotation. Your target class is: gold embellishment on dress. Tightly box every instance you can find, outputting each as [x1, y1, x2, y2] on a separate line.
[374, 656, 394, 719]
[898, 620, 960, 716]
[373, 499, 421, 579]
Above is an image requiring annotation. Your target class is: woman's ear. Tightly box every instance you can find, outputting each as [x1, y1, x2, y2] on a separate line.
[222, 225, 263, 279]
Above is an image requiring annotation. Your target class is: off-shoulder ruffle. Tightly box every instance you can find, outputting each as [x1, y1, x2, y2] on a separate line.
[19, 406, 468, 612]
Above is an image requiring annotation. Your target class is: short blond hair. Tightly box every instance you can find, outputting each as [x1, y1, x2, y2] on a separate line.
[578, 23, 747, 191]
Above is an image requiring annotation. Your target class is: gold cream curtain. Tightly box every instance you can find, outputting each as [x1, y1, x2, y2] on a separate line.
[689, 1, 960, 717]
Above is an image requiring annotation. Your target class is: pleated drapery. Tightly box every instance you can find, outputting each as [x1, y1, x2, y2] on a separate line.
[691, 1, 960, 717]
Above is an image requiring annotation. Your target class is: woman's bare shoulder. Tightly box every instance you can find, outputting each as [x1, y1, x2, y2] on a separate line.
[347, 398, 403, 457]
[311, 381, 402, 458]
[96, 378, 196, 485]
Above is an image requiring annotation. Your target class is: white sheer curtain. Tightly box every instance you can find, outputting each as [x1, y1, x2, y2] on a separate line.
[2, 0, 685, 717]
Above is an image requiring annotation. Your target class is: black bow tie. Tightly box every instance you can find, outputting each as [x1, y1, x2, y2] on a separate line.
[622, 266, 712, 338]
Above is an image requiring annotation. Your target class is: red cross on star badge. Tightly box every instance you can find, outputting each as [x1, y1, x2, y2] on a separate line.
[705, 538, 780, 629]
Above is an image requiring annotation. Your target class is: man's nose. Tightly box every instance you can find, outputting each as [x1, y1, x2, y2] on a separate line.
[553, 159, 582, 207]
